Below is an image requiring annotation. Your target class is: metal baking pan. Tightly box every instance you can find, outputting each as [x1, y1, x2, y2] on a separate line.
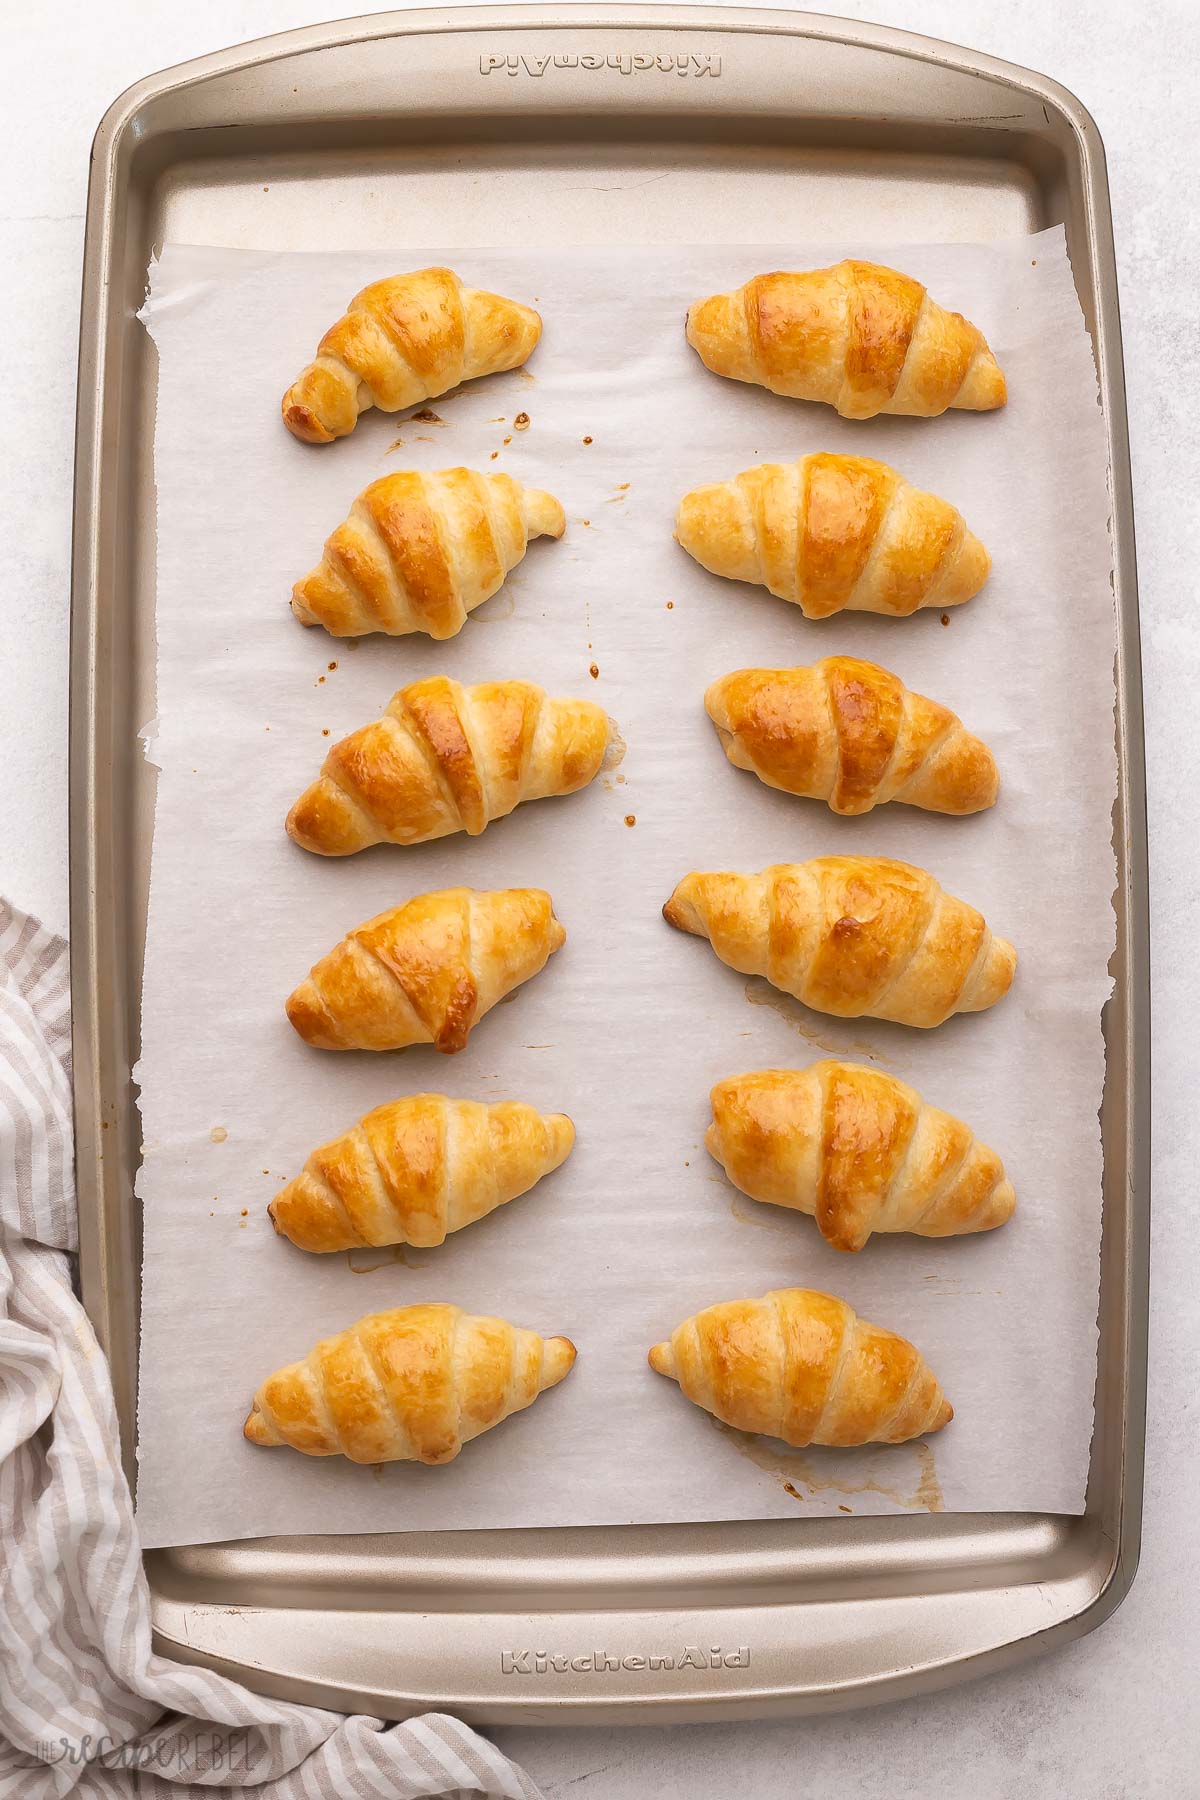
[71, 4, 1148, 1721]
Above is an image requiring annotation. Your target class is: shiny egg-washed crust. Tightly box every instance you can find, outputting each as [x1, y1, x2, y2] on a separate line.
[649, 1287, 952, 1447]
[704, 658, 999, 817]
[292, 468, 565, 640]
[663, 856, 1015, 1029]
[269, 1095, 575, 1253]
[282, 267, 542, 443]
[707, 1063, 1015, 1252]
[244, 1303, 576, 1463]
[287, 677, 611, 855]
[675, 453, 989, 616]
[685, 260, 1006, 418]
[285, 886, 565, 1054]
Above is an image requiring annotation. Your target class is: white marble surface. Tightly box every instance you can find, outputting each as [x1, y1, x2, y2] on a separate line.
[3, 0, 1194, 1793]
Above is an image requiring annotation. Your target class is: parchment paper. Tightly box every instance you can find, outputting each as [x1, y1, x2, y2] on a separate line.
[135, 229, 1115, 1548]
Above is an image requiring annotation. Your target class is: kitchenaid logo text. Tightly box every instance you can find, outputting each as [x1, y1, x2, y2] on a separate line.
[500, 1645, 749, 1675]
[480, 50, 722, 78]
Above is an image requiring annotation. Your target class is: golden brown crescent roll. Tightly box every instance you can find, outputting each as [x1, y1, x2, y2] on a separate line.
[676, 454, 989, 615]
[287, 677, 611, 855]
[649, 1288, 951, 1447]
[292, 468, 564, 639]
[245, 1304, 575, 1462]
[704, 659, 998, 816]
[282, 267, 541, 442]
[286, 887, 565, 1054]
[663, 857, 1015, 1028]
[686, 260, 1005, 417]
[269, 1095, 575, 1253]
[707, 1063, 1014, 1252]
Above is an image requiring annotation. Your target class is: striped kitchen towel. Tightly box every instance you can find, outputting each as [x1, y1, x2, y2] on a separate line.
[0, 901, 544, 1800]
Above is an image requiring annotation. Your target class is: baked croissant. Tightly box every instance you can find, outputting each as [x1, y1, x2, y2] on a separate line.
[292, 469, 564, 639]
[282, 267, 541, 443]
[269, 1095, 575, 1253]
[649, 1288, 951, 1447]
[287, 677, 611, 855]
[286, 887, 565, 1053]
[705, 658, 998, 816]
[686, 260, 1006, 417]
[676, 454, 989, 615]
[663, 857, 1015, 1028]
[245, 1303, 575, 1463]
[707, 1063, 1015, 1251]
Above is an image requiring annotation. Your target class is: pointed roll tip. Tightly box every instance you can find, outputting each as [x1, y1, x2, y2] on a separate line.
[290, 587, 320, 627]
[524, 487, 566, 540]
[702, 676, 742, 742]
[601, 716, 627, 774]
[684, 289, 757, 384]
[285, 783, 366, 857]
[570, 698, 616, 789]
[547, 1112, 576, 1163]
[683, 290, 730, 362]
[673, 487, 699, 547]
[967, 737, 1001, 812]
[956, 346, 1007, 412]
[675, 481, 758, 584]
[243, 1400, 273, 1446]
[518, 299, 544, 346]
[662, 875, 702, 935]
[286, 980, 335, 1048]
[542, 1335, 577, 1388]
[987, 1178, 1018, 1230]
[934, 1395, 955, 1431]
[283, 797, 310, 848]
[648, 1341, 675, 1378]
[281, 387, 337, 445]
[673, 484, 721, 563]
[990, 935, 1019, 1001]
[950, 529, 993, 605]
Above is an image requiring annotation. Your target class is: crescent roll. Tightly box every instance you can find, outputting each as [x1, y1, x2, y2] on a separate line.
[282, 266, 541, 442]
[705, 659, 998, 816]
[292, 468, 565, 639]
[269, 1095, 575, 1253]
[287, 677, 611, 855]
[663, 857, 1015, 1028]
[245, 1304, 575, 1463]
[686, 260, 1006, 417]
[675, 454, 989, 616]
[707, 1063, 1015, 1251]
[649, 1288, 952, 1447]
[286, 887, 565, 1054]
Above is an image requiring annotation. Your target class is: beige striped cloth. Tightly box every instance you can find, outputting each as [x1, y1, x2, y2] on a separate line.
[0, 902, 544, 1799]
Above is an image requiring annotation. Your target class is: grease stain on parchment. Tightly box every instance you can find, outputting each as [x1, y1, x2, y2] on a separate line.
[728, 1191, 795, 1236]
[346, 1246, 425, 1275]
[713, 1419, 944, 1513]
[742, 981, 890, 1066]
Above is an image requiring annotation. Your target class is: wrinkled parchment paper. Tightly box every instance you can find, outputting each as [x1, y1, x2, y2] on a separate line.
[135, 229, 1115, 1547]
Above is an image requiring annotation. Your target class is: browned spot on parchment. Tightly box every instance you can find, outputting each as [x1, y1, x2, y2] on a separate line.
[714, 1421, 943, 1513]
[346, 1245, 423, 1275]
[742, 980, 890, 1065]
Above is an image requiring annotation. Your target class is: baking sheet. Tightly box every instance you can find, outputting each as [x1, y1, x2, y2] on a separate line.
[134, 228, 1114, 1549]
